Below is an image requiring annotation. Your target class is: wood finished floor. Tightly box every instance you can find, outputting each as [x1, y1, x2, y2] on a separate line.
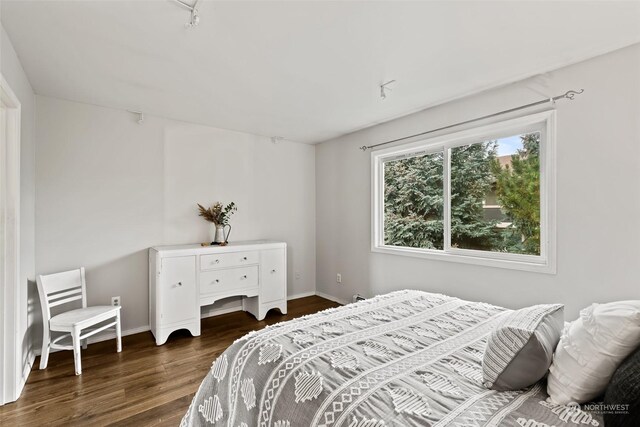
[0, 296, 340, 427]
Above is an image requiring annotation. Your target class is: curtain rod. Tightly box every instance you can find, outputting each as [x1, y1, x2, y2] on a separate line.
[359, 89, 584, 151]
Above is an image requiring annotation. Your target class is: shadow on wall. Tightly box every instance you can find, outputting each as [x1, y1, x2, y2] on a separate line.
[25, 279, 41, 366]
[87, 249, 151, 333]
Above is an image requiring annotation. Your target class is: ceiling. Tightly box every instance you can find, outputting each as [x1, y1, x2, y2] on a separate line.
[2, 1, 639, 143]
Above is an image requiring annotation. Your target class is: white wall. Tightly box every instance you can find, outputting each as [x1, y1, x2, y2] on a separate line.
[1, 23, 36, 395]
[35, 96, 316, 337]
[316, 44, 640, 320]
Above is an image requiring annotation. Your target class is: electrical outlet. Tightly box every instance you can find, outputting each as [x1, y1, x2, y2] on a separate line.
[336, 273, 342, 284]
[111, 296, 121, 307]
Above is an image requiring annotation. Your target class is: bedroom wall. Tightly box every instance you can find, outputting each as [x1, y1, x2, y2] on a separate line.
[1, 24, 37, 393]
[316, 43, 640, 320]
[35, 96, 316, 340]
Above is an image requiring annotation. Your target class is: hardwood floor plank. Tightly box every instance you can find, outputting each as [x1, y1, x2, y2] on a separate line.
[106, 395, 194, 427]
[0, 296, 340, 426]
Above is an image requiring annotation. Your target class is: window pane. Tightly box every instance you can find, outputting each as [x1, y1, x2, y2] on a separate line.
[450, 132, 541, 255]
[383, 151, 444, 249]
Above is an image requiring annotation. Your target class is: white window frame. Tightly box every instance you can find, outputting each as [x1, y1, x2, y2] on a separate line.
[371, 110, 556, 273]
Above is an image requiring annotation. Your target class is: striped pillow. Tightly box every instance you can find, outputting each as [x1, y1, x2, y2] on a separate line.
[482, 304, 564, 391]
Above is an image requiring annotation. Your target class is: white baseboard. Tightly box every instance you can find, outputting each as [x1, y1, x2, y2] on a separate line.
[15, 350, 35, 399]
[315, 291, 349, 305]
[288, 291, 316, 300]
[90, 325, 152, 346]
[33, 291, 344, 357]
[201, 304, 244, 319]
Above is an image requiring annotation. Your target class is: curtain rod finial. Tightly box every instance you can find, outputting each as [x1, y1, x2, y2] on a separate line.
[360, 146, 369, 151]
[564, 89, 584, 100]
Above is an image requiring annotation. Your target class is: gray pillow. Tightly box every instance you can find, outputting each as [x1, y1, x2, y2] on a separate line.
[604, 344, 640, 426]
[482, 304, 564, 391]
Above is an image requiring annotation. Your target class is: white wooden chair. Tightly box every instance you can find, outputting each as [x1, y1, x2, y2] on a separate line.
[37, 267, 122, 375]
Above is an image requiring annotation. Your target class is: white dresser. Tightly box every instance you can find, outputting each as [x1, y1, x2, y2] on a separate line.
[149, 240, 287, 345]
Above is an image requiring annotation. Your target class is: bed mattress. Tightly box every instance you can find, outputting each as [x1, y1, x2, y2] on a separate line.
[181, 290, 602, 427]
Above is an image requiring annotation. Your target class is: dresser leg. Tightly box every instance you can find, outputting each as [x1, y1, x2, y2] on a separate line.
[242, 295, 260, 320]
[278, 301, 288, 315]
[255, 301, 288, 320]
[156, 331, 169, 346]
[187, 325, 201, 337]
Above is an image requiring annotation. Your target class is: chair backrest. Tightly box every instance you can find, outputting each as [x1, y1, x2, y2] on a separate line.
[36, 267, 87, 322]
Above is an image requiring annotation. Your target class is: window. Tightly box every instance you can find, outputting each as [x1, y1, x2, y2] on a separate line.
[372, 111, 556, 273]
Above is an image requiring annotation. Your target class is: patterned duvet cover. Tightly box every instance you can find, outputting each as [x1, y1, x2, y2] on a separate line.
[182, 290, 603, 427]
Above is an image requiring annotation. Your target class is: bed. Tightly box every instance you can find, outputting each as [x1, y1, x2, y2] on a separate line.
[181, 290, 603, 427]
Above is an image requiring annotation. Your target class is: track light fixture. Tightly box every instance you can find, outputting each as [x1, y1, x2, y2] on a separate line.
[171, 0, 201, 28]
[127, 110, 144, 125]
[380, 80, 396, 100]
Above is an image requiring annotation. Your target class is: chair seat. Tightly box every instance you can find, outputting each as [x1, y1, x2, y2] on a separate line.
[50, 305, 120, 330]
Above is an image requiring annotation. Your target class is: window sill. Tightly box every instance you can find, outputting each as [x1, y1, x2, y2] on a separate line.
[371, 245, 556, 274]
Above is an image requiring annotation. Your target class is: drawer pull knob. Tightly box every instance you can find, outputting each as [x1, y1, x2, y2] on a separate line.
[177, 282, 183, 287]
[271, 269, 276, 273]
[242, 257, 248, 261]
[215, 279, 220, 283]
[241, 275, 247, 279]
[214, 259, 220, 264]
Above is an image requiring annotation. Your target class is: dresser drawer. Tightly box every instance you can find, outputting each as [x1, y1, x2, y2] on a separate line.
[200, 266, 259, 296]
[200, 251, 259, 271]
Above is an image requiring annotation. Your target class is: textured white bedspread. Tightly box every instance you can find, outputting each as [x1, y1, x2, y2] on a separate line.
[182, 290, 603, 427]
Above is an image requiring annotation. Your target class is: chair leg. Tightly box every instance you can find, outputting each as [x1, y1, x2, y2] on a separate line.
[39, 328, 50, 370]
[82, 339, 88, 350]
[72, 326, 82, 375]
[115, 310, 122, 353]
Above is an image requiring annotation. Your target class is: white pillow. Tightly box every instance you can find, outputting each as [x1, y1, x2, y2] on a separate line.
[547, 300, 640, 404]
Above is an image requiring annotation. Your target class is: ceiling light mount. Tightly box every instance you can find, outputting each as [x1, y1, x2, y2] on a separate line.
[171, 0, 201, 28]
[380, 80, 396, 100]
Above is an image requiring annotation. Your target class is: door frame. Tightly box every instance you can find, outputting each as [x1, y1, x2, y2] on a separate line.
[0, 74, 21, 405]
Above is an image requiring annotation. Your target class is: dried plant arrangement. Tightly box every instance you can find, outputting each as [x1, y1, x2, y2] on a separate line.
[197, 201, 237, 226]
